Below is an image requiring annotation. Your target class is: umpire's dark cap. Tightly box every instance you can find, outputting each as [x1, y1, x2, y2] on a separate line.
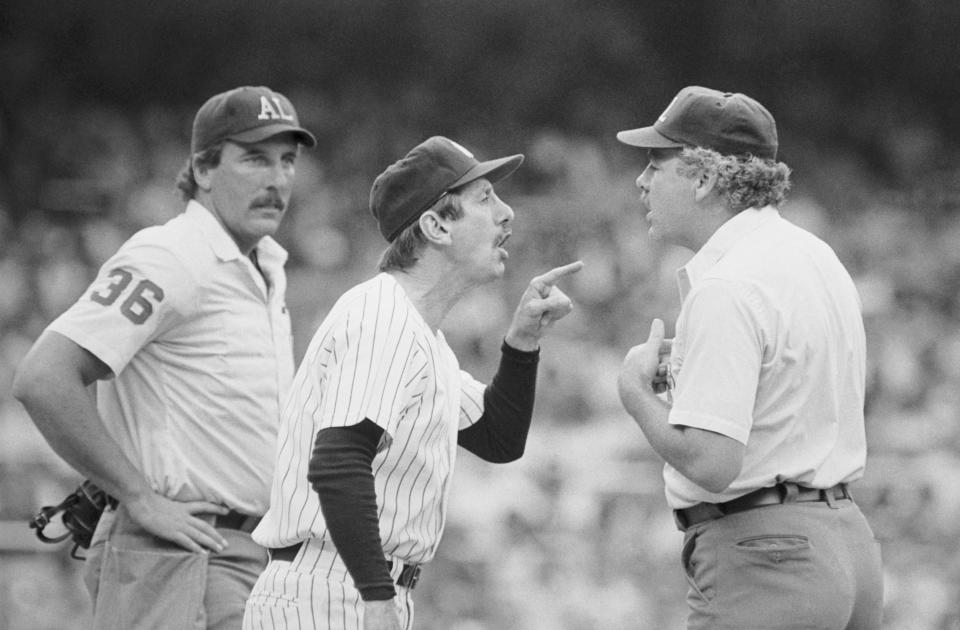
[616, 86, 778, 159]
[370, 136, 524, 242]
[191, 86, 316, 154]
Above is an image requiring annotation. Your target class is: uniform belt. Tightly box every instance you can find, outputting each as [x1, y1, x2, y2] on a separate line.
[395, 563, 422, 590]
[269, 541, 423, 590]
[673, 482, 851, 531]
[114, 503, 260, 534]
[212, 510, 261, 533]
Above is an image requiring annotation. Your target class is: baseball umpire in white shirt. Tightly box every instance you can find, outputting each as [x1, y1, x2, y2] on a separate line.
[14, 85, 316, 629]
[243, 136, 582, 630]
[615, 86, 883, 629]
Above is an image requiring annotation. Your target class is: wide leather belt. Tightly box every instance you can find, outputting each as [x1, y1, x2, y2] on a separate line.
[674, 482, 851, 531]
[116, 504, 261, 533]
[269, 541, 422, 590]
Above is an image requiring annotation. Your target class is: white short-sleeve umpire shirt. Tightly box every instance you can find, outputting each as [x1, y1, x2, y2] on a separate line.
[48, 201, 294, 515]
[665, 206, 868, 509]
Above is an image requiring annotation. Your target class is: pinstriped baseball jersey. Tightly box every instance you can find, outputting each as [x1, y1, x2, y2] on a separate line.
[253, 272, 486, 564]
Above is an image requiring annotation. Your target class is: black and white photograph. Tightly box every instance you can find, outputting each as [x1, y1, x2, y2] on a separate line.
[0, 2, 957, 629]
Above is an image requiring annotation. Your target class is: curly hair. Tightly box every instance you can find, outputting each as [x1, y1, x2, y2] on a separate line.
[174, 143, 224, 203]
[677, 146, 792, 212]
[378, 193, 465, 272]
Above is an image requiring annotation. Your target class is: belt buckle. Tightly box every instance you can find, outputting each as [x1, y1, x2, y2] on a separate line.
[398, 564, 421, 589]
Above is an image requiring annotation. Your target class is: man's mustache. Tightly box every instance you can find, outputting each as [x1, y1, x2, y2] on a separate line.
[251, 193, 285, 211]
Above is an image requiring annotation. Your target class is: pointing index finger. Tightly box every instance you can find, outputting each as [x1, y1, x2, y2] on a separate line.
[532, 260, 584, 294]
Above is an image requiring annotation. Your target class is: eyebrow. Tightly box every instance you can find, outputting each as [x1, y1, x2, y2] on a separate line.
[467, 181, 493, 198]
[648, 147, 682, 164]
[238, 145, 267, 156]
[240, 145, 299, 160]
[647, 149, 666, 163]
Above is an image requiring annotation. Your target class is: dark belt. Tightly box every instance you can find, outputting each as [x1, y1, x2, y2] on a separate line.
[213, 510, 261, 534]
[269, 542, 422, 590]
[673, 482, 851, 531]
[115, 503, 260, 534]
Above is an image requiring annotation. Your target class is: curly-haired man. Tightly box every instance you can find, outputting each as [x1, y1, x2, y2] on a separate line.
[616, 86, 883, 630]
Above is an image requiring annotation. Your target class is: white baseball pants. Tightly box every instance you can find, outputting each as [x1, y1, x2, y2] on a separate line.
[242, 538, 414, 630]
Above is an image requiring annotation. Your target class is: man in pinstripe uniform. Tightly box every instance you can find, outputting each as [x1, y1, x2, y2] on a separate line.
[243, 136, 581, 629]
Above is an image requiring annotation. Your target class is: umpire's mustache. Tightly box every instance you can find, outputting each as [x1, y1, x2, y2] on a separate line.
[251, 192, 285, 211]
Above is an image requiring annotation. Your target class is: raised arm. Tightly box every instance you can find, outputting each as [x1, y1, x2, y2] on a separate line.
[459, 261, 582, 462]
[617, 319, 745, 492]
[503, 260, 583, 351]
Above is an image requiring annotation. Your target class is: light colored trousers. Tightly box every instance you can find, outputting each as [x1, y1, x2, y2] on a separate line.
[681, 498, 883, 630]
[242, 537, 415, 630]
[82, 505, 268, 630]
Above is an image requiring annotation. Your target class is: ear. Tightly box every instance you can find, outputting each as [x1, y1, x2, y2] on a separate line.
[192, 155, 214, 193]
[693, 170, 718, 203]
[418, 211, 451, 245]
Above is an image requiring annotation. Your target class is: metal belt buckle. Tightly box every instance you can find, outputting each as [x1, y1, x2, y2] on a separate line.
[399, 564, 421, 589]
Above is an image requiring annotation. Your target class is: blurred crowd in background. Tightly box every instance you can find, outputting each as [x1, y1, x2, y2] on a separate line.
[3, 1, 960, 629]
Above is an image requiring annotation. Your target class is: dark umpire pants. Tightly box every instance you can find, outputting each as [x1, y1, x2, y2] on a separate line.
[676, 487, 883, 630]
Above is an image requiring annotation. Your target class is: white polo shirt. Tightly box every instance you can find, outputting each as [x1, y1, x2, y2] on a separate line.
[48, 201, 294, 515]
[665, 206, 867, 509]
[253, 273, 487, 564]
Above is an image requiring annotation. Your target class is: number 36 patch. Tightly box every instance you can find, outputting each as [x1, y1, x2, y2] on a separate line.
[89, 268, 165, 325]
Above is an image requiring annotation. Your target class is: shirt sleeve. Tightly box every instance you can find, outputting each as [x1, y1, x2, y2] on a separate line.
[669, 279, 764, 444]
[46, 234, 196, 376]
[458, 370, 486, 430]
[457, 341, 539, 462]
[308, 420, 396, 601]
[313, 288, 422, 443]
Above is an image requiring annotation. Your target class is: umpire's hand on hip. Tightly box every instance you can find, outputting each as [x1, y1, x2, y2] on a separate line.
[505, 260, 583, 351]
[124, 490, 230, 553]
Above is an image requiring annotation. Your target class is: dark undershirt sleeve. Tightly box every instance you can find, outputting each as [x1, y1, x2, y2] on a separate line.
[307, 419, 396, 601]
[457, 340, 540, 463]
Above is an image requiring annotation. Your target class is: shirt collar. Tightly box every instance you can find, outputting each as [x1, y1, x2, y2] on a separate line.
[185, 200, 288, 266]
[677, 205, 780, 300]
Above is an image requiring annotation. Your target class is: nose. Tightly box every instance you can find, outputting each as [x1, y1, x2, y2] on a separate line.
[498, 198, 515, 225]
[636, 167, 651, 193]
[267, 161, 294, 191]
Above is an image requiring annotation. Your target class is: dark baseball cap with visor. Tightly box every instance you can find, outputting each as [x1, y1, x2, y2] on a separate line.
[616, 86, 778, 159]
[191, 86, 317, 154]
[370, 136, 524, 242]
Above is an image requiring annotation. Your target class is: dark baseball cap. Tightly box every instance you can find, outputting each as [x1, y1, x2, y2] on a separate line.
[616, 86, 778, 159]
[191, 86, 317, 154]
[370, 136, 524, 242]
